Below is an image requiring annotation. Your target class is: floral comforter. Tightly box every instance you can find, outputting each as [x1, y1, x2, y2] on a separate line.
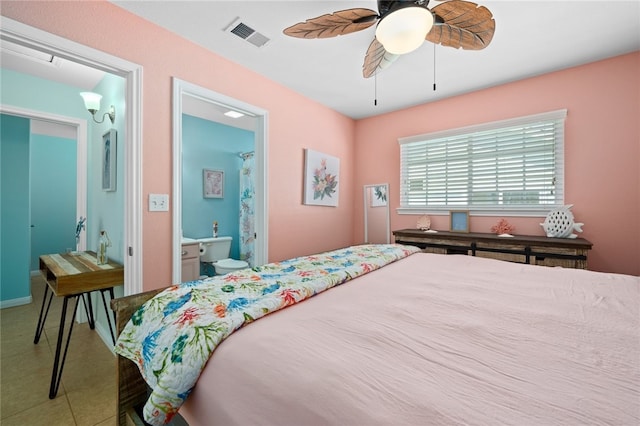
[114, 243, 420, 425]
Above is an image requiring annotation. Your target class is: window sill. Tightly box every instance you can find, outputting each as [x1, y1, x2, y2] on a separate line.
[396, 206, 561, 217]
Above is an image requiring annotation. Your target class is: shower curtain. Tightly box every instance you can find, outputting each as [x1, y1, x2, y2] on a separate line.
[239, 152, 255, 266]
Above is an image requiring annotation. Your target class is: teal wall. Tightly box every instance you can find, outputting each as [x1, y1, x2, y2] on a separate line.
[86, 73, 126, 264]
[1, 114, 31, 303]
[1, 68, 126, 266]
[30, 134, 77, 270]
[182, 114, 254, 264]
[0, 67, 125, 318]
[1, 69, 89, 118]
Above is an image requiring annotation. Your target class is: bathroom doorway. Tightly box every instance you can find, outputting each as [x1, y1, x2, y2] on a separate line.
[181, 113, 254, 272]
[171, 78, 268, 284]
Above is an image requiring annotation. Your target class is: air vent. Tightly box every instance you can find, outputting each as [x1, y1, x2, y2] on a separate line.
[225, 18, 270, 48]
[230, 22, 254, 39]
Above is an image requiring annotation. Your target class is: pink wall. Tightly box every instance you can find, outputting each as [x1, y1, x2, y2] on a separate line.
[354, 52, 640, 276]
[2, 2, 356, 290]
[3, 3, 637, 284]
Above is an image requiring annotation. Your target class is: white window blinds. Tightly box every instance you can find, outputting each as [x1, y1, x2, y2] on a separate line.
[399, 110, 566, 215]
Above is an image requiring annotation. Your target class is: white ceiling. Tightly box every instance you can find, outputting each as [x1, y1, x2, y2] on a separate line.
[2, 1, 638, 124]
[110, 0, 640, 119]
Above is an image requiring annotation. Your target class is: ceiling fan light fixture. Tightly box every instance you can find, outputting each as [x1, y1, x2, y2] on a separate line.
[375, 6, 434, 55]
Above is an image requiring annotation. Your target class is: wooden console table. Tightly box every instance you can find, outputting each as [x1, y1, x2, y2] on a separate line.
[393, 229, 592, 269]
[35, 251, 124, 398]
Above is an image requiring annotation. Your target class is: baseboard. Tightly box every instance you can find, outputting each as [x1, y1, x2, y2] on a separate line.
[0, 295, 33, 309]
[94, 320, 116, 355]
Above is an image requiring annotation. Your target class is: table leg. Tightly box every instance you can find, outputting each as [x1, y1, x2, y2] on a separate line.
[49, 295, 80, 399]
[80, 292, 96, 330]
[34, 285, 54, 344]
[99, 288, 117, 345]
[108, 288, 117, 340]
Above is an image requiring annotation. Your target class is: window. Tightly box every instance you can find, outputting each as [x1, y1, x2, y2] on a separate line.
[398, 110, 566, 215]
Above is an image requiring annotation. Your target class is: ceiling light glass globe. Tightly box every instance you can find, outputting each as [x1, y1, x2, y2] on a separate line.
[375, 7, 434, 55]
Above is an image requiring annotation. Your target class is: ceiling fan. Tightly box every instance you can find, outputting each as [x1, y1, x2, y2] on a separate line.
[283, 0, 495, 78]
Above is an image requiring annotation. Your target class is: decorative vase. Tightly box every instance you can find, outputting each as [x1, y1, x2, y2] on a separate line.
[97, 230, 111, 265]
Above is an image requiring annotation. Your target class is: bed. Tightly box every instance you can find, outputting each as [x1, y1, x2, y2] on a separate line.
[111, 244, 639, 426]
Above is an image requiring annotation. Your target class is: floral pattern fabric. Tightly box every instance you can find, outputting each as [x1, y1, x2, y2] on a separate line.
[115, 244, 420, 425]
[239, 153, 254, 266]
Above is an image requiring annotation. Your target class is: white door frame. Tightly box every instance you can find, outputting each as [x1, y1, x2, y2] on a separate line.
[172, 78, 269, 284]
[1, 17, 143, 296]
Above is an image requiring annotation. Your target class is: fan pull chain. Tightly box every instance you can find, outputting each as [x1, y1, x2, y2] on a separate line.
[374, 71, 378, 106]
[433, 45, 437, 91]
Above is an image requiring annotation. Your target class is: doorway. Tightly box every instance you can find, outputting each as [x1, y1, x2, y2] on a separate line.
[0, 108, 87, 309]
[1, 16, 143, 297]
[171, 78, 269, 284]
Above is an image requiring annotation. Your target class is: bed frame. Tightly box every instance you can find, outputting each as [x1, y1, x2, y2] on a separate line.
[111, 288, 164, 426]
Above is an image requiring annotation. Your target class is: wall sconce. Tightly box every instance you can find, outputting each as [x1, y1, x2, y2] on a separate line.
[80, 92, 115, 124]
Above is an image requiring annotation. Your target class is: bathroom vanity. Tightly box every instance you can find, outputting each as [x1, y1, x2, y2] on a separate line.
[181, 242, 200, 282]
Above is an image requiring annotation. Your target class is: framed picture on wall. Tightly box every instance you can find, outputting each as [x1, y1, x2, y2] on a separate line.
[371, 185, 388, 207]
[102, 129, 117, 191]
[450, 210, 470, 233]
[303, 149, 340, 207]
[203, 169, 224, 198]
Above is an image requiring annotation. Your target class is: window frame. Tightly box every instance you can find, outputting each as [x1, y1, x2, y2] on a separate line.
[397, 109, 567, 217]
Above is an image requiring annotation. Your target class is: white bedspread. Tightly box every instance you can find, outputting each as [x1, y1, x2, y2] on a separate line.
[180, 253, 640, 426]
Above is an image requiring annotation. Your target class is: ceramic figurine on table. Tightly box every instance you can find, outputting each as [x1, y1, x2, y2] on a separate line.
[417, 215, 437, 233]
[540, 205, 584, 239]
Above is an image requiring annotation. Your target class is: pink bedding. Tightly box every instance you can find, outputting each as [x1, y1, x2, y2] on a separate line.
[180, 253, 639, 425]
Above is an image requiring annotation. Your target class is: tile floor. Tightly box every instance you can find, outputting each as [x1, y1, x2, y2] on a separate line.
[1, 274, 117, 425]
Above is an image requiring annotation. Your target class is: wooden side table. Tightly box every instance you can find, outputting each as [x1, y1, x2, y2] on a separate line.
[393, 229, 593, 269]
[34, 251, 124, 399]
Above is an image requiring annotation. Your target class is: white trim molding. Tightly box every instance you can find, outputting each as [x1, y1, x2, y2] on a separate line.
[0, 296, 33, 309]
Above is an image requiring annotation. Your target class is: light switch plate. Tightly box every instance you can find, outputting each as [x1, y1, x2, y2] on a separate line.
[149, 193, 169, 212]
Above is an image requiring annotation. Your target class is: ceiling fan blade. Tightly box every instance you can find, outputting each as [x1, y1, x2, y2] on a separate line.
[427, 1, 495, 50]
[283, 8, 378, 39]
[363, 38, 400, 78]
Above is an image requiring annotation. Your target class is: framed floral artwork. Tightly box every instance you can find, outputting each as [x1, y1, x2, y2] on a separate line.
[203, 169, 224, 198]
[102, 129, 117, 191]
[303, 149, 340, 207]
[371, 185, 388, 207]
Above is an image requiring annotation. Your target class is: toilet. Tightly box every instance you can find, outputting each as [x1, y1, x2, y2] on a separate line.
[198, 236, 249, 275]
